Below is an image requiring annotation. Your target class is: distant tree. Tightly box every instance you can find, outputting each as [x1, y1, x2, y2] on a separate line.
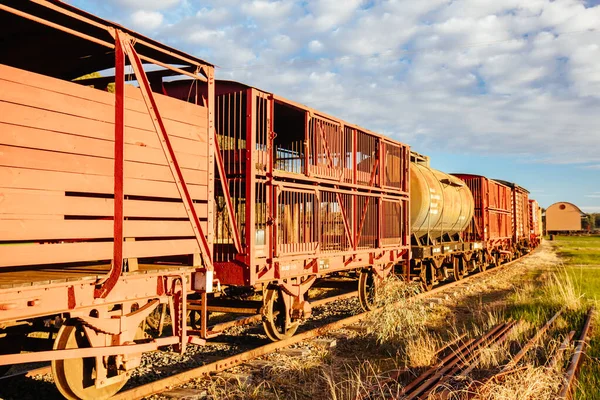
[583, 217, 590, 231]
[591, 213, 600, 230]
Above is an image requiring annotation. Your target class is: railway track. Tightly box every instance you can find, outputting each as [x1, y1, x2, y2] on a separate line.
[111, 251, 536, 400]
[0, 250, 535, 400]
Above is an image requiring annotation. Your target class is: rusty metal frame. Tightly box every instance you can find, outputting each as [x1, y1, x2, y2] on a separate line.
[355, 158, 380, 246]
[94, 29, 125, 298]
[314, 120, 355, 249]
[123, 37, 213, 270]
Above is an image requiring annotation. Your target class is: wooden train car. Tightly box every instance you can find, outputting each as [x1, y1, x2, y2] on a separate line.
[451, 174, 514, 265]
[0, 1, 217, 398]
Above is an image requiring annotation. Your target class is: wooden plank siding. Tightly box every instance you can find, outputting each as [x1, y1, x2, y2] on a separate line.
[0, 63, 211, 268]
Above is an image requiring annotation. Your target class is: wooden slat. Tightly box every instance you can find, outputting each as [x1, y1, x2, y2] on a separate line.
[0, 101, 208, 155]
[0, 189, 208, 218]
[0, 167, 207, 199]
[0, 219, 208, 241]
[0, 63, 206, 121]
[0, 146, 207, 186]
[0, 123, 208, 171]
[0, 80, 206, 142]
[1, 214, 63, 220]
[0, 239, 201, 268]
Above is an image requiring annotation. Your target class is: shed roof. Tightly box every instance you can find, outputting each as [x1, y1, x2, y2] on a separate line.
[547, 202, 587, 216]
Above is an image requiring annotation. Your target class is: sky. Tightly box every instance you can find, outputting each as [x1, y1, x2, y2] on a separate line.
[68, 0, 600, 212]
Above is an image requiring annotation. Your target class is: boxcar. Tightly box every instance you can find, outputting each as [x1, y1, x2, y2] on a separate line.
[495, 180, 531, 255]
[452, 174, 513, 265]
[529, 199, 542, 247]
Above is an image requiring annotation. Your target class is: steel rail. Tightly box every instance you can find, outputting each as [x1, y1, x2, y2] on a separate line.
[501, 307, 565, 372]
[406, 322, 515, 400]
[113, 251, 535, 400]
[548, 330, 576, 369]
[0, 365, 51, 382]
[457, 321, 517, 378]
[426, 322, 519, 400]
[558, 307, 594, 399]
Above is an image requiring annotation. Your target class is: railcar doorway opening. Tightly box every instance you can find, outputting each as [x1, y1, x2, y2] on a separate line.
[273, 102, 306, 174]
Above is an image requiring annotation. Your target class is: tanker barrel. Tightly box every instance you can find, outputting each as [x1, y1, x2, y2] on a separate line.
[410, 163, 474, 242]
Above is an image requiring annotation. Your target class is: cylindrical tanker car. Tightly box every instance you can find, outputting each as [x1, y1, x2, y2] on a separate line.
[408, 153, 482, 290]
[0, 3, 540, 399]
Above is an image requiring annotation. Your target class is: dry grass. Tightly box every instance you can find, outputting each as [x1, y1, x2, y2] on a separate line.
[324, 361, 400, 400]
[470, 365, 562, 400]
[200, 243, 584, 400]
[364, 276, 426, 343]
[203, 377, 280, 400]
[541, 266, 583, 311]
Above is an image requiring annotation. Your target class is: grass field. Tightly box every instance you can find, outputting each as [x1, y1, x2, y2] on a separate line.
[549, 235, 600, 399]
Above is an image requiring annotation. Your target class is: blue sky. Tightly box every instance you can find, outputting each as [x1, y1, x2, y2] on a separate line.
[69, 0, 600, 211]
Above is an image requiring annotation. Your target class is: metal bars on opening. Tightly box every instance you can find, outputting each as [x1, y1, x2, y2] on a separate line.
[277, 190, 317, 255]
[214, 90, 246, 262]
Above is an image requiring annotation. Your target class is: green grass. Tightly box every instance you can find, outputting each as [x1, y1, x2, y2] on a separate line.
[549, 235, 600, 399]
[553, 234, 600, 266]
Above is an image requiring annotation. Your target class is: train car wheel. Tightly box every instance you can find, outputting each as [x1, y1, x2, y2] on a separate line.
[490, 254, 499, 269]
[52, 321, 128, 400]
[468, 259, 478, 273]
[419, 262, 434, 292]
[358, 270, 377, 311]
[453, 258, 465, 281]
[262, 288, 299, 341]
[478, 258, 487, 272]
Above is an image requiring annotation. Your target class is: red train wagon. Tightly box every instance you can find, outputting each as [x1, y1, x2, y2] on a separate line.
[495, 180, 531, 255]
[529, 199, 542, 247]
[163, 79, 411, 336]
[451, 174, 513, 265]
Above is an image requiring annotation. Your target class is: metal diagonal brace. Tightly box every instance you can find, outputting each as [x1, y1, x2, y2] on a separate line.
[315, 121, 354, 249]
[355, 158, 380, 246]
[214, 131, 243, 253]
[123, 38, 213, 270]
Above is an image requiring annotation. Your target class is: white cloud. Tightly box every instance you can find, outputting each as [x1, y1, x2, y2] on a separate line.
[130, 10, 163, 30]
[116, 0, 180, 10]
[89, 0, 600, 165]
[581, 206, 600, 212]
[308, 40, 324, 53]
